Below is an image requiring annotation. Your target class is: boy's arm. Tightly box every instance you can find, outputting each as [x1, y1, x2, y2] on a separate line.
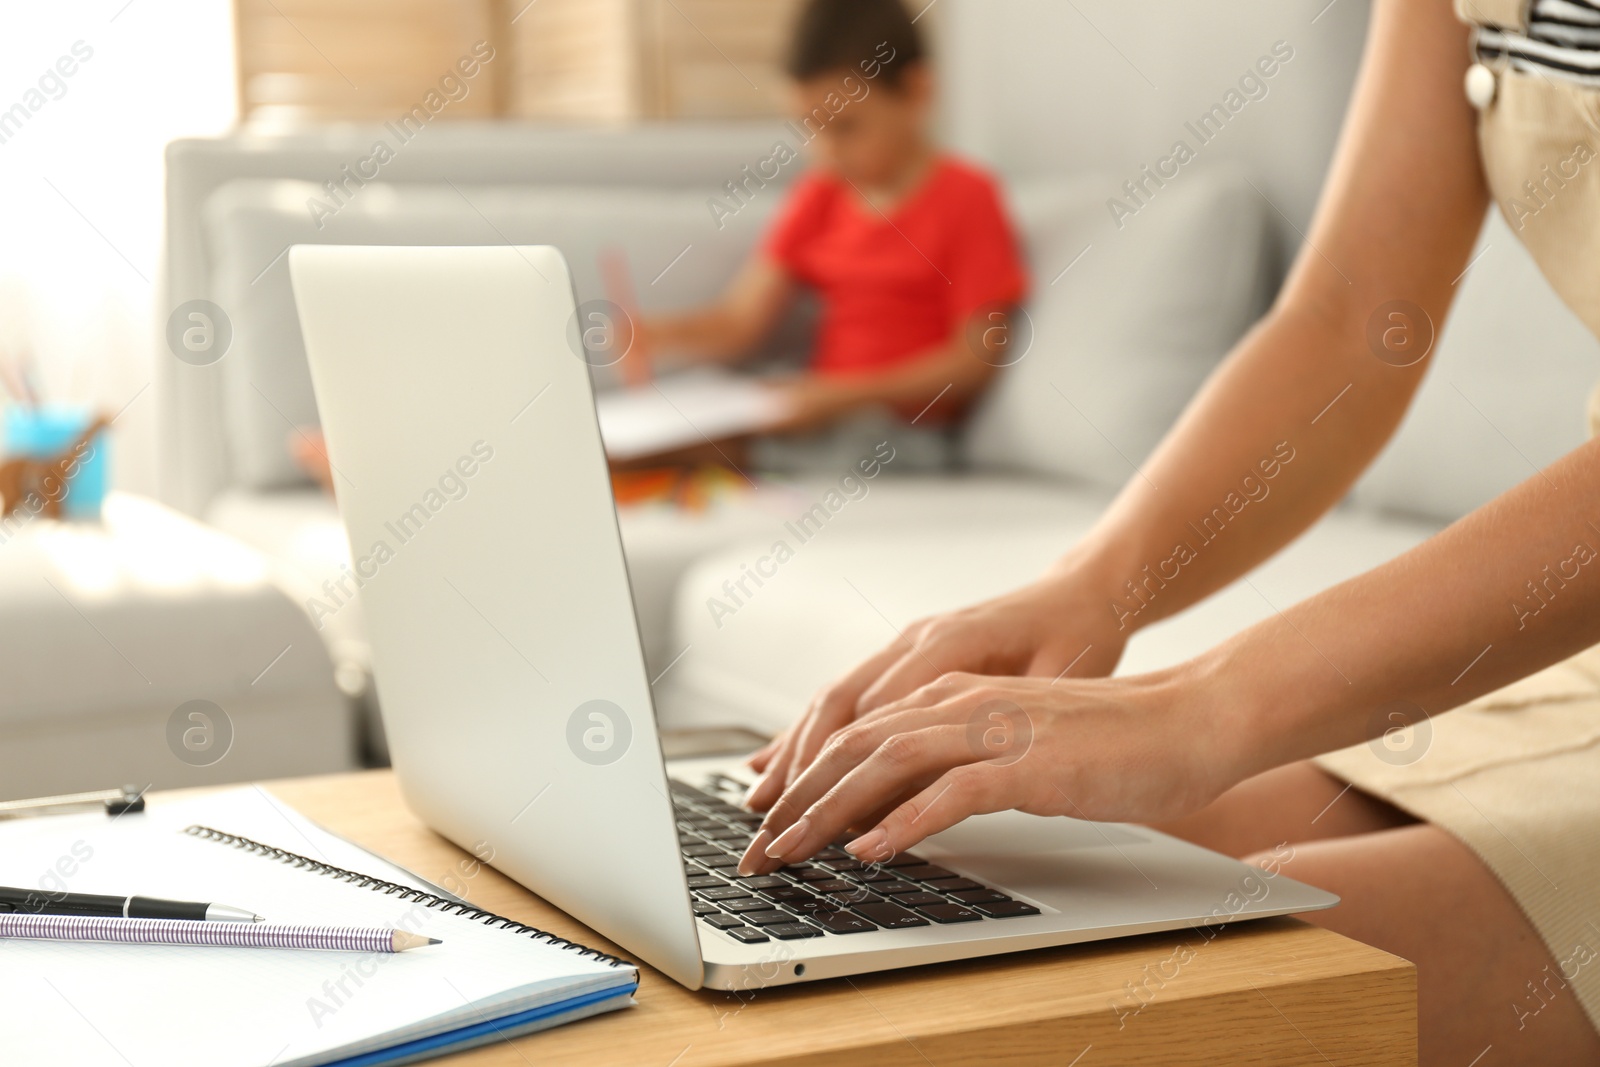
[642, 258, 795, 367]
[774, 310, 1009, 427]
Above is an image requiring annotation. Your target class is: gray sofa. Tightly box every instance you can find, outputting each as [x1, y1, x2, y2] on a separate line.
[159, 111, 1599, 742]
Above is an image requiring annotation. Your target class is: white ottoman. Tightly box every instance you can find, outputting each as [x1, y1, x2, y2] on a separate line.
[0, 493, 357, 799]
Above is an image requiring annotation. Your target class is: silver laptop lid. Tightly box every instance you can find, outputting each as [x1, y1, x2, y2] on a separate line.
[290, 244, 703, 988]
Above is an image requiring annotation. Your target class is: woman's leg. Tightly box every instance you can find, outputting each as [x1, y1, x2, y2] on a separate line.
[1252, 824, 1600, 1067]
[1150, 759, 1417, 858]
[1152, 760, 1600, 1062]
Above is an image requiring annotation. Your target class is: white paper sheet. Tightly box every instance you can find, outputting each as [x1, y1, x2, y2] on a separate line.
[0, 788, 634, 1067]
[594, 371, 790, 461]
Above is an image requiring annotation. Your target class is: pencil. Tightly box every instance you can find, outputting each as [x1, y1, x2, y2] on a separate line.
[0, 913, 440, 953]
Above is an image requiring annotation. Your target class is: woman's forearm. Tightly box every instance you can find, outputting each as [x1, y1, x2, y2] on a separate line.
[1058, 301, 1432, 633]
[1191, 436, 1600, 779]
[1055, 0, 1488, 640]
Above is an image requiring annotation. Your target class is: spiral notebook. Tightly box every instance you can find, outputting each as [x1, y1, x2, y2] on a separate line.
[0, 788, 638, 1067]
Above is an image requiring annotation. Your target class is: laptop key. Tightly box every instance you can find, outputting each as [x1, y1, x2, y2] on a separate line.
[692, 901, 720, 915]
[923, 878, 983, 893]
[783, 897, 842, 914]
[809, 911, 877, 934]
[822, 888, 885, 906]
[852, 902, 931, 929]
[846, 869, 897, 883]
[875, 854, 928, 868]
[814, 847, 850, 860]
[734, 875, 787, 890]
[702, 914, 744, 928]
[973, 899, 1041, 918]
[893, 892, 947, 907]
[681, 844, 722, 857]
[949, 888, 1009, 904]
[820, 858, 866, 872]
[805, 879, 853, 894]
[765, 922, 825, 940]
[725, 926, 770, 944]
[699, 854, 742, 868]
[696, 886, 751, 901]
[874, 881, 920, 895]
[795, 869, 840, 882]
[896, 864, 956, 882]
[742, 910, 800, 926]
[721, 898, 771, 913]
[686, 875, 726, 890]
[760, 886, 819, 903]
[915, 903, 983, 924]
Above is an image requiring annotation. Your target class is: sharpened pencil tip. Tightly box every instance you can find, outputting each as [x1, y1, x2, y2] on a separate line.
[428, 938, 442, 945]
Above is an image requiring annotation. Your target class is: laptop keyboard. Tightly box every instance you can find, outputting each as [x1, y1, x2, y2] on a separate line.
[671, 778, 1038, 943]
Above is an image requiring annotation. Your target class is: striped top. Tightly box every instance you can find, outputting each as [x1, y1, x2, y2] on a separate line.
[1476, 0, 1600, 87]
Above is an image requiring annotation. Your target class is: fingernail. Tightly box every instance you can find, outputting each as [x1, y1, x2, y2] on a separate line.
[745, 767, 777, 809]
[845, 828, 889, 861]
[742, 773, 770, 809]
[738, 830, 772, 876]
[764, 817, 810, 859]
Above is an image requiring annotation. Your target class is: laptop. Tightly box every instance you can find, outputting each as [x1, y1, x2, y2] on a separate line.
[289, 244, 1338, 991]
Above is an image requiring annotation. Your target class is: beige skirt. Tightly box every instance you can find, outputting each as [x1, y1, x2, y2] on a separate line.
[1314, 647, 1600, 1031]
[1318, 16, 1600, 1031]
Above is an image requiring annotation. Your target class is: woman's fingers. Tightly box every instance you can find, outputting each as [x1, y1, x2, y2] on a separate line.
[853, 647, 950, 717]
[740, 714, 979, 874]
[844, 764, 1011, 861]
[745, 635, 918, 812]
[744, 732, 785, 774]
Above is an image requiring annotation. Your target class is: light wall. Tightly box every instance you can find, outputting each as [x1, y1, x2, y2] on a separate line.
[0, 2, 236, 498]
[937, 0, 1373, 266]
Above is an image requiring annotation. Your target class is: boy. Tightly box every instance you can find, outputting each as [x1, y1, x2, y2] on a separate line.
[640, 0, 1029, 457]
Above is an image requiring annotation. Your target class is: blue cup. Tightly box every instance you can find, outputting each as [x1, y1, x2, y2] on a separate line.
[2, 405, 110, 520]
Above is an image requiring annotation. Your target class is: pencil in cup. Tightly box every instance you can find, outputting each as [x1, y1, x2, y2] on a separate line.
[0, 913, 440, 952]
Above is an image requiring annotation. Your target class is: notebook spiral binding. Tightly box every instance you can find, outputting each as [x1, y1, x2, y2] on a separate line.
[184, 825, 637, 972]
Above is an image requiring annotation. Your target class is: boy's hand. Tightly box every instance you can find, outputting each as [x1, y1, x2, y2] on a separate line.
[763, 375, 864, 432]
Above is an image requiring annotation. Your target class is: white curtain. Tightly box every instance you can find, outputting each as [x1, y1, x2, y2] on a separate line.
[0, 0, 235, 495]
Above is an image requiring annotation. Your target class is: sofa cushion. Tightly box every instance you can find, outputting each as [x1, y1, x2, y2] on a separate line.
[203, 179, 789, 490]
[656, 501, 1439, 733]
[965, 168, 1271, 489]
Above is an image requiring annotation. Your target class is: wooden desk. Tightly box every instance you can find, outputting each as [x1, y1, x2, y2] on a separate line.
[250, 771, 1415, 1067]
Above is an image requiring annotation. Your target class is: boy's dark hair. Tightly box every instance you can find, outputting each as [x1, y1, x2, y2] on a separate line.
[785, 0, 926, 87]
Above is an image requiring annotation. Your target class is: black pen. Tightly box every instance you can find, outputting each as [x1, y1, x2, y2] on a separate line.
[0, 886, 261, 923]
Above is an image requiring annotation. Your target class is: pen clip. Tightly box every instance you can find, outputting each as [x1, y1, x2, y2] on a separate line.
[0, 784, 146, 821]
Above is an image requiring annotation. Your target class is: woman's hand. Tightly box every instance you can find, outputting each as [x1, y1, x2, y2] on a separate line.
[737, 666, 1244, 875]
[744, 564, 1131, 811]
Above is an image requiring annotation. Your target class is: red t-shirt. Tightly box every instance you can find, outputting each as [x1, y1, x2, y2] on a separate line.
[763, 156, 1029, 379]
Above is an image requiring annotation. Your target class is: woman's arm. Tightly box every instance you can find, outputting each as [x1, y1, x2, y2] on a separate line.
[745, 0, 1491, 807]
[641, 258, 795, 366]
[1061, 0, 1489, 632]
[785, 0, 1489, 718]
[740, 430, 1600, 872]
